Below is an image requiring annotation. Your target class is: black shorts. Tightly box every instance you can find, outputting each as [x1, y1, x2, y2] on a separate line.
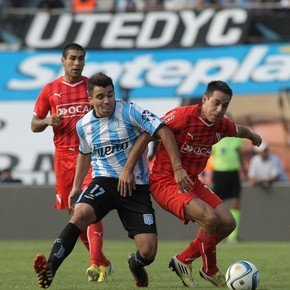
[77, 177, 157, 239]
[212, 170, 241, 200]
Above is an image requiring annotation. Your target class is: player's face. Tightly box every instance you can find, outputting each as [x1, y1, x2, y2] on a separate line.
[201, 90, 231, 124]
[89, 85, 115, 117]
[61, 49, 85, 82]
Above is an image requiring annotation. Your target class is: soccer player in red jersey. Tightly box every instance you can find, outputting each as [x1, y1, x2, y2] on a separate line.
[31, 43, 111, 283]
[123, 81, 262, 287]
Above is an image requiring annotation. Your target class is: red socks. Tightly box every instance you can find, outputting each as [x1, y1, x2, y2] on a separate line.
[79, 221, 110, 266]
[178, 232, 220, 276]
[177, 239, 200, 264]
[79, 231, 90, 251]
[197, 231, 218, 276]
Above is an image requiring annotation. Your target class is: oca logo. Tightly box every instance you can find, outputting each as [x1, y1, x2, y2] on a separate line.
[181, 143, 211, 156]
[57, 102, 90, 117]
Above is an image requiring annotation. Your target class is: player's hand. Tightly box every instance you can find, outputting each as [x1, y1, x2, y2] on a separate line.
[174, 168, 195, 194]
[46, 114, 63, 127]
[251, 132, 262, 147]
[118, 169, 136, 197]
[68, 187, 81, 209]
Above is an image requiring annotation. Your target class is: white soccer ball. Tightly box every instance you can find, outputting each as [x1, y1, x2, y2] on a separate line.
[226, 260, 260, 290]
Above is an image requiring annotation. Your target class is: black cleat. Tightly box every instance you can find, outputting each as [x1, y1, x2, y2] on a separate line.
[128, 253, 148, 287]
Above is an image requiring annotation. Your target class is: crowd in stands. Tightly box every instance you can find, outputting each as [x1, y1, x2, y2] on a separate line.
[1, 0, 290, 12]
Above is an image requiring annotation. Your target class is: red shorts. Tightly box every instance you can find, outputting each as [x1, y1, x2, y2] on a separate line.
[149, 173, 223, 224]
[54, 152, 92, 210]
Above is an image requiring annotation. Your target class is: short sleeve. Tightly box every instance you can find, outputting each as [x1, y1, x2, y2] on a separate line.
[33, 85, 51, 118]
[128, 102, 163, 136]
[76, 119, 91, 154]
[161, 107, 185, 133]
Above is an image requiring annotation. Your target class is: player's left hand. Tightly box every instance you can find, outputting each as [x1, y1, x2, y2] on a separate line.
[68, 187, 81, 209]
[174, 168, 195, 194]
[118, 169, 136, 197]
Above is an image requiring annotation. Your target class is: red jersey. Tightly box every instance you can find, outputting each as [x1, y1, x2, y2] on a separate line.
[152, 105, 238, 179]
[33, 76, 91, 152]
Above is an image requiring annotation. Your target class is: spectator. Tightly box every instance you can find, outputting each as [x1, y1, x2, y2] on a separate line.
[114, 0, 136, 11]
[8, 0, 22, 7]
[248, 141, 288, 187]
[38, 0, 65, 9]
[0, 168, 22, 183]
[72, 0, 96, 12]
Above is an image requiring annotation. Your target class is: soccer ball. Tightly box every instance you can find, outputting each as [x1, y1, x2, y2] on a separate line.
[226, 260, 259, 290]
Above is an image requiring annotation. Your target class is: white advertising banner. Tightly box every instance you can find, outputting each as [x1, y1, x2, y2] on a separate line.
[0, 101, 54, 184]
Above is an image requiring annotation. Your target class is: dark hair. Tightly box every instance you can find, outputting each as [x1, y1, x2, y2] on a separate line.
[62, 43, 86, 58]
[87, 72, 114, 95]
[205, 81, 233, 99]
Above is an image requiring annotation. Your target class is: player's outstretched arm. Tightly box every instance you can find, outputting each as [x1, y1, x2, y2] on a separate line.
[237, 125, 262, 147]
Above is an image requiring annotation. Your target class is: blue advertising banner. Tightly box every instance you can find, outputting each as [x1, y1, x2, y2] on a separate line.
[1, 43, 290, 101]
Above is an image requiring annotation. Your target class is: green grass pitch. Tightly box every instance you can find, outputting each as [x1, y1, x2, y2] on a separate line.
[0, 240, 289, 289]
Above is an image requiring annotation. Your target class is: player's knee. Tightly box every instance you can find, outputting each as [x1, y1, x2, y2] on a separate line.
[135, 233, 157, 260]
[70, 205, 94, 232]
[140, 246, 157, 261]
[202, 210, 218, 229]
[223, 215, 236, 236]
[138, 242, 157, 261]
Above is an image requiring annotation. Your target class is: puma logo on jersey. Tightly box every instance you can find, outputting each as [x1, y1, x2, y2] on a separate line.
[187, 132, 195, 140]
[94, 231, 103, 237]
[54, 92, 63, 98]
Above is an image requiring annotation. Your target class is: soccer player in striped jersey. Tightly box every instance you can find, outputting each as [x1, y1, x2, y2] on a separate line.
[33, 72, 191, 288]
[125, 81, 262, 287]
[31, 44, 111, 284]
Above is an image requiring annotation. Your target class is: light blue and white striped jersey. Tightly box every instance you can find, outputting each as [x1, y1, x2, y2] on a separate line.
[76, 100, 163, 184]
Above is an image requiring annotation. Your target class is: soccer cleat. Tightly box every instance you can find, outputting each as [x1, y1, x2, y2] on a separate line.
[33, 254, 54, 289]
[168, 255, 194, 287]
[86, 264, 100, 282]
[97, 264, 112, 282]
[128, 253, 149, 287]
[199, 268, 226, 287]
